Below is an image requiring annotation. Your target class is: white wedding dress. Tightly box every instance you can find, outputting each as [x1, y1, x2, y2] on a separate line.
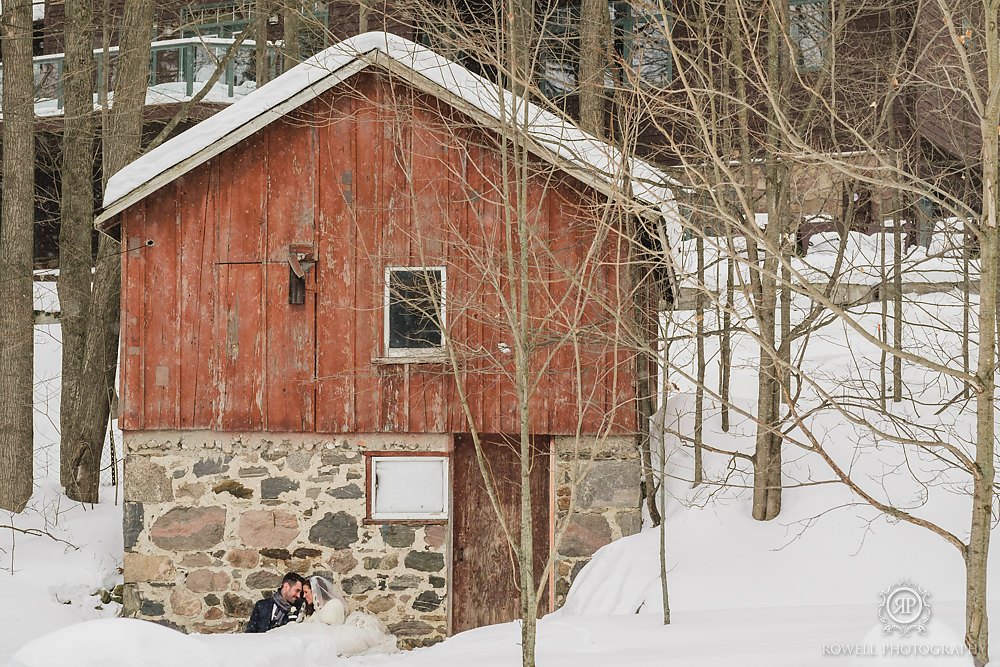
[272, 577, 399, 658]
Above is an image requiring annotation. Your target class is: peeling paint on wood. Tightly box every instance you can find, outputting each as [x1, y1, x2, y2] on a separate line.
[118, 71, 638, 437]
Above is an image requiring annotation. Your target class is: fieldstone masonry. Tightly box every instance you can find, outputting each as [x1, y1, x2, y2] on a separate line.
[552, 436, 642, 607]
[122, 431, 640, 646]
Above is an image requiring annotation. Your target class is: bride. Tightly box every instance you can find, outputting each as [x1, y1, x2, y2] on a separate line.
[273, 576, 399, 657]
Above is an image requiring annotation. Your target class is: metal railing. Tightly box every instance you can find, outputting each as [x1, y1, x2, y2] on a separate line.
[0, 36, 279, 115]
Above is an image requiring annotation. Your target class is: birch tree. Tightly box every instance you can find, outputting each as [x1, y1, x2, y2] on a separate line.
[947, 1, 1000, 659]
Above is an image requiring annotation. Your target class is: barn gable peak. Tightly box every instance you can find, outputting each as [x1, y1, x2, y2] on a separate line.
[96, 31, 681, 249]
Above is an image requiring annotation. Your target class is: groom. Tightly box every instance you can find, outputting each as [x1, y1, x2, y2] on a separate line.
[244, 572, 305, 633]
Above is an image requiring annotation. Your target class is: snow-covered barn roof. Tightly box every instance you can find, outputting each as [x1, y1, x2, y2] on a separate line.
[96, 32, 682, 250]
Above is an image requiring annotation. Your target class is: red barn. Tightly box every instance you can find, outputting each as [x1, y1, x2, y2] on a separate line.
[97, 32, 680, 643]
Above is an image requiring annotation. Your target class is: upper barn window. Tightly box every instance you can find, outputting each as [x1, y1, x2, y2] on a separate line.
[789, 0, 829, 71]
[384, 267, 446, 357]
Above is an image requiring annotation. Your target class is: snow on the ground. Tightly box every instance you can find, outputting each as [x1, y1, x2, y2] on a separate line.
[0, 477, 122, 662]
[5, 268, 998, 666]
[0, 283, 124, 662]
[8, 602, 980, 667]
[9, 619, 218, 667]
[647, 285, 993, 606]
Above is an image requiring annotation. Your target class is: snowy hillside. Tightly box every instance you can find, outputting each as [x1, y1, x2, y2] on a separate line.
[646, 227, 995, 620]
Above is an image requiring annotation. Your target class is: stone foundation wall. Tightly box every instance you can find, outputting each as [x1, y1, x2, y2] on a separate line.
[122, 431, 642, 643]
[552, 436, 642, 608]
[122, 432, 449, 648]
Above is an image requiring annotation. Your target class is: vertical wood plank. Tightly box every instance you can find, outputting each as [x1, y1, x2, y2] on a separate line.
[469, 134, 504, 434]
[177, 163, 218, 429]
[141, 185, 179, 429]
[549, 181, 586, 435]
[353, 74, 383, 433]
[218, 133, 266, 263]
[213, 131, 268, 431]
[316, 89, 358, 432]
[534, 183, 560, 436]
[378, 81, 410, 432]
[264, 114, 317, 431]
[217, 264, 265, 431]
[120, 204, 146, 431]
[405, 98, 451, 433]
[444, 120, 473, 434]
[514, 173, 547, 434]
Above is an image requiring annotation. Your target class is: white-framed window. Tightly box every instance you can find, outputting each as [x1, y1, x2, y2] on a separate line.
[614, 2, 672, 87]
[383, 267, 446, 358]
[537, 1, 673, 98]
[790, 0, 829, 71]
[367, 454, 449, 522]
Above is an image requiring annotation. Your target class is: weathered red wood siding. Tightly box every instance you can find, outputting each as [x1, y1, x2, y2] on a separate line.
[119, 70, 638, 436]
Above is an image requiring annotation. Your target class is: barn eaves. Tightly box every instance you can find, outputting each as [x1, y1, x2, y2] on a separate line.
[95, 32, 684, 289]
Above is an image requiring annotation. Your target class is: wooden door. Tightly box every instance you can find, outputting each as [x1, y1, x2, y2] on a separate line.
[451, 433, 551, 634]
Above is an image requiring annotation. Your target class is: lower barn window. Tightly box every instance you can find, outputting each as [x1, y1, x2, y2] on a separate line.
[367, 454, 449, 522]
[384, 267, 445, 357]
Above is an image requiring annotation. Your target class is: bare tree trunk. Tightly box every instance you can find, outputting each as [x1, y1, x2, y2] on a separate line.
[507, 2, 537, 664]
[720, 247, 733, 431]
[256, 0, 271, 86]
[752, 180, 782, 521]
[751, 0, 788, 522]
[658, 403, 670, 624]
[58, 0, 97, 494]
[879, 207, 888, 410]
[888, 23, 904, 402]
[892, 202, 903, 402]
[726, 0, 773, 492]
[283, 0, 302, 73]
[967, 218, 997, 666]
[63, 0, 154, 503]
[637, 292, 661, 525]
[578, 0, 611, 136]
[963, 213, 971, 399]
[358, 0, 370, 33]
[0, 0, 36, 512]
[693, 231, 705, 486]
[513, 163, 537, 667]
[778, 244, 791, 401]
[966, 4, 1000, 657]
[724, 0, 750, 441]
[891, 115, 904, 403]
